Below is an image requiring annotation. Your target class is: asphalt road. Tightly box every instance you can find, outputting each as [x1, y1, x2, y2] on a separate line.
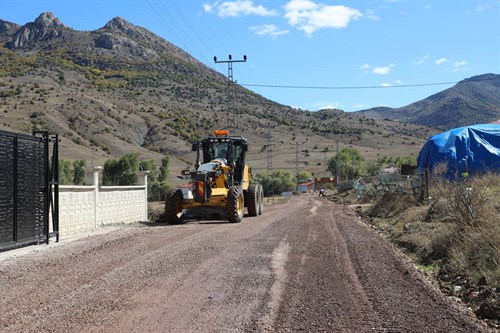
[0, 196, 490, 332]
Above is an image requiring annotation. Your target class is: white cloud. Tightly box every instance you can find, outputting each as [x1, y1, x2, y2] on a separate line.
[372, 63, 394, 75]
[380, 83, 391, 87]
[353, 104, 367, 110]
[451, 60, 469, 72]
[395, 80, 403, 84]
[435, 57, 447, 65]
[360, 64, 371, 74]
[249, 25, 290, 38]
[364, 9, 379, 21]
[204, 1, 278, 17]
[412, 54, 429, 65]
[284, 0, 362, 36]
[475, 5, 489, 13]
[314, 101, 341, 110]
[360, 63, 395, 75]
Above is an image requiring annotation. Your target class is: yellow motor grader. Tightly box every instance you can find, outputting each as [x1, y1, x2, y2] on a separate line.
[164, 130, 264, 224]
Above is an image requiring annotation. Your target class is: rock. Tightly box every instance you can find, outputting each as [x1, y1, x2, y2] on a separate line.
[7, 12, 67, 49]
[0, 20, 20, 38]
[475, 302, 500, 320]
[33, 12, 65, 28]
[94, 33, 114, 50]
[478, 276, 488, 286]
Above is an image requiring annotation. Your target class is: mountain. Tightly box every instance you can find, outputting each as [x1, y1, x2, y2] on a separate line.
[0, 19, 20, 41]
[357, 74, 500, 129]
[0, 13, 436, 180]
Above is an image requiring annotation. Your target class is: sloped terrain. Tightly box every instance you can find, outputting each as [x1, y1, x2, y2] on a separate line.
[358, 73, 500, 129]
[0, 12, 440, 182]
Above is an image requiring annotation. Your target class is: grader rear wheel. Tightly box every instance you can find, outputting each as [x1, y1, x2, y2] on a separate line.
[257, 184, 264, 215]
[246, 184, 259, 217]
[227, 186, 244, 223]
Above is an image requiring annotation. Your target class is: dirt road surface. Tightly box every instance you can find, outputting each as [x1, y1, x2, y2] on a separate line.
[0, 196, 490, 332]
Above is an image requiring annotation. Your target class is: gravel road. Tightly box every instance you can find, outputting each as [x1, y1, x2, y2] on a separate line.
[0, 196, 490, 332]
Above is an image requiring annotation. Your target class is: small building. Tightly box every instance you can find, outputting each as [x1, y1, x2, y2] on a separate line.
[298, 181, 314, 193]
[314, 177, 336, 190]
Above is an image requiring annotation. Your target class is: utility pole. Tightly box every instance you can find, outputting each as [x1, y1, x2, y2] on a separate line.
[267, 123, 273, 175]
[214, 54, 247, 133]
[295, 142, 299, 177]
[336, 139, 340, 185]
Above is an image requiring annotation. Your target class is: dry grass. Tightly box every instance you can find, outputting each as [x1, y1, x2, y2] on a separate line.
[365, 171, 500, 287]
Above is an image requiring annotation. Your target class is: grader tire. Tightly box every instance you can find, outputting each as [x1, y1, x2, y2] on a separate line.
[257, 184, 264, 215]
[164, 188, 184, 225]
[246, 184, 259, 217]
[227, 186, 244, 223]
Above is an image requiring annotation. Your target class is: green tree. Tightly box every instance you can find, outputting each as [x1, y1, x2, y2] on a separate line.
[138, 156, 171, 201]
[296, 171, 312, 184]
[327, 147, 366, 180]
[59, 160, 72, 185]
[103, 153, 139, 185]
[72, 160, 86, 185]
[394, 156, 417, 167]
[158, 156, 170, 182]
[139, 159, 157, 182]
[366, 162, 383, 176]
[254, 170, 297, 196]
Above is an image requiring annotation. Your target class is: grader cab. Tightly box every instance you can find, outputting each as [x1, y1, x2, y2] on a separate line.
[164, 130, 264, 224]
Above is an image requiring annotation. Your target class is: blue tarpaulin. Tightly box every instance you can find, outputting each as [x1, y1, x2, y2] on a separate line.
[417, 124, 500, 179]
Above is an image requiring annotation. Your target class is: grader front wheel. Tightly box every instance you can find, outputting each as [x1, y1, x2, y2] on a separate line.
[164, 189, 184, 224]
[227, 186, 244, 223]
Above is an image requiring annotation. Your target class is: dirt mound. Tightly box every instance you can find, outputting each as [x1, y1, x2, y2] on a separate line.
[367, 192, 417, 218]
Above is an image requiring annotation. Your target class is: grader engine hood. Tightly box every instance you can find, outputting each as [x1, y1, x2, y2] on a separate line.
[192, 158, 229, 203]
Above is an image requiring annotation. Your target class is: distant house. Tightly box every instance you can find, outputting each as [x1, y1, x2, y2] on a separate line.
[383, 165, 399, 174]
[315, 177, 336, 189]
[298, 181, 314, 193]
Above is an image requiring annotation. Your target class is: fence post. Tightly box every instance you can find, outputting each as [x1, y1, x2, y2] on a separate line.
[138, 171, 149, 221]
[86, 166, 102, 230]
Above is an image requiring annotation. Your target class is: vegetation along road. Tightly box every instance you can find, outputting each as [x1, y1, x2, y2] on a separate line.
[0, 196, 490, 332]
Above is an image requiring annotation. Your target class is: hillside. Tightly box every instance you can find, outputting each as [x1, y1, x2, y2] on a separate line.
[0, 13, 435, 183]
[357, 74, 500, 129]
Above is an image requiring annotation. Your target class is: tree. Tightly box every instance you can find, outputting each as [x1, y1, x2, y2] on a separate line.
[103, 153, 139, 185]
[327, 147, 366, 180]
[72, 160, 86, 185]
[158, 156, 170, 182]
[366, 162, 383, 176]
[296, 171, 312, 184]
[254, 170, 297, 196]
[139, 159, 157, 182]
[140, 157, 171, 201]
[59, 160, 72, 185]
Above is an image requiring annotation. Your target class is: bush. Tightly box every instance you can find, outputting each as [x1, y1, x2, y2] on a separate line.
[422, 171, 500, 285]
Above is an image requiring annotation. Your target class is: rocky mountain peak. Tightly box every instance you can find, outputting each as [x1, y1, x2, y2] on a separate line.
[6, 12, 68, 49]
[102, 17, 145, 40]
[0, 20, 20, 38]
[33, 12, 65, 28]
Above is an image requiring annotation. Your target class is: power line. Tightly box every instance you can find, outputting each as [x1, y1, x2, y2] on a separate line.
[145, 0, 206, 61]
[239, 76, 497, 90]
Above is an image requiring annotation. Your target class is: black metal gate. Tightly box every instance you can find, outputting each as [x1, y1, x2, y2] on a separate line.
[0, 130, 58, 251]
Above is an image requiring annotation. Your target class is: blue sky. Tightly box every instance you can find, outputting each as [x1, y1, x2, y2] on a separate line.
[1, 0, 499, 111]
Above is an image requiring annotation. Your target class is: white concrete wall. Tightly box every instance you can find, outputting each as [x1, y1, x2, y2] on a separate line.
[98, 186, 147, 226]
[56, 169, 148, 238]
